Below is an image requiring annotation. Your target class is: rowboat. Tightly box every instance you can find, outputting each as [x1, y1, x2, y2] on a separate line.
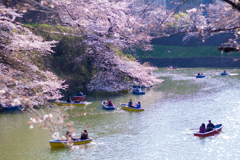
[167, 68, 177, 70]
[49, 138, 93, 148]
[221, 73, 228, 76]
[55, 101, 88, 106]
[196, 75, 205, 78]
[193, 124, 223, 137]
[73, 95, 86, 101]
[120, 103, 144, 111]
[132, 90, 145, 95]
[0, 105, 22, 111]
[102, 101, 115, 110]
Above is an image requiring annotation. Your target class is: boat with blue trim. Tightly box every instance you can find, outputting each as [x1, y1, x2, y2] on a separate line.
[132, 88, 145, 95]
[0, 105, 22, 111]
[49, 138, 93, 148]
[193, 124, 223, 137]
[120, 103, 144, 111]
[102, 101, 116, 110]
[221, 73, 228, 76]
[196, 75, 205, 78]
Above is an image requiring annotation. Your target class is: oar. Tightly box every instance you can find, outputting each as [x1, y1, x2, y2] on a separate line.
[185, 128, 199, 131]
[96, 105, 103, 109]
[114, 104, 119, 110]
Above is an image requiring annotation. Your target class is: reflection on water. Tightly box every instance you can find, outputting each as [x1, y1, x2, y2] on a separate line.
[1, 68, 240, 159]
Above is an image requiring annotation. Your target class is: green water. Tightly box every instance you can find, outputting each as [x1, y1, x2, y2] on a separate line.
[1, 68, 240, 160]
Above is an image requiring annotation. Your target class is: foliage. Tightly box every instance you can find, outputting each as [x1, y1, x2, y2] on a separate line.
[2, 0, 240, 150]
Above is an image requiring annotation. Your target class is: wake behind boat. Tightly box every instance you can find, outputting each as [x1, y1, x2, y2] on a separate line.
[193, 124, 223, 137]
[120, 103, 144, 111]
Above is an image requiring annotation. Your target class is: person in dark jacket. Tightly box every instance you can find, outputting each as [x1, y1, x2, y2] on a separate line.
[67, 96, 72, 103]
[108, 101, 113, 107]
[81, 130, 89, 139]
[76, 91, 83, 96]
[206, 120, 214, 131]
[128, 99, 133, 107]
[199, 123, 206, 133]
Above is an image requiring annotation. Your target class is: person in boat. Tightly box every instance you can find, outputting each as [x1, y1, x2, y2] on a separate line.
[65, 130, 79, 141]
[223, 70, 226, 73]
[206, 120, 215, 132]
[76, 91, 83, 96]
[67, 96, 72, 103]
[106, 98, 110, 105]
[108, 101, 113, 107]
[128, 99, 133, 108]
[136, 102, 141, 108]
[134, 87, 139, 92]
[198, 73, 200, 76]
[81, 129, 89, 139]
[199, 123, 206, 133]
[200, 73, 203, 76]
[65, 131, 75, 141]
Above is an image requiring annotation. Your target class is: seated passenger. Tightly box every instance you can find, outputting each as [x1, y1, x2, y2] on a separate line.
[65, 131, 73, 141]
[206, 120, 214, 132]
[136, 102, 141, 108]
[198, 73, 200, 76]
[67, 96, 72, 103]
[76, 91, 83, 96]
[135, 88, 139, 92]
[128, 99, 133, 107]
[106, 98, 110, 105]
[81, 130, 89, 139]
[223, 70, 226, 73]
[108, 101, 113, 107]
[199, 123, 206, 133]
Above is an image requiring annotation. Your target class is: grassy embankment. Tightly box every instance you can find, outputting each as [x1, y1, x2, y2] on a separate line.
[135, 44, 240, 58]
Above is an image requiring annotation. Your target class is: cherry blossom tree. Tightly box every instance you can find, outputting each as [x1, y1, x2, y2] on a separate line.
[2, 0, 240, 149]
[52, 0, 169, 91]
[0, 4, 82, 148]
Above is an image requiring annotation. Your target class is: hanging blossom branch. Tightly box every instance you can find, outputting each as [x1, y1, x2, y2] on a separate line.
[50, 0, 165, 91]
[0, 4, 79, 147]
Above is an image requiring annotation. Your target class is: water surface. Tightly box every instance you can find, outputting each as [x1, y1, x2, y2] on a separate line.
[1, 68, 240, 160]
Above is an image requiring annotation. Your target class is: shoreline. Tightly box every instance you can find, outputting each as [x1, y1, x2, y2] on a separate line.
[138, 57, 240, 68]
